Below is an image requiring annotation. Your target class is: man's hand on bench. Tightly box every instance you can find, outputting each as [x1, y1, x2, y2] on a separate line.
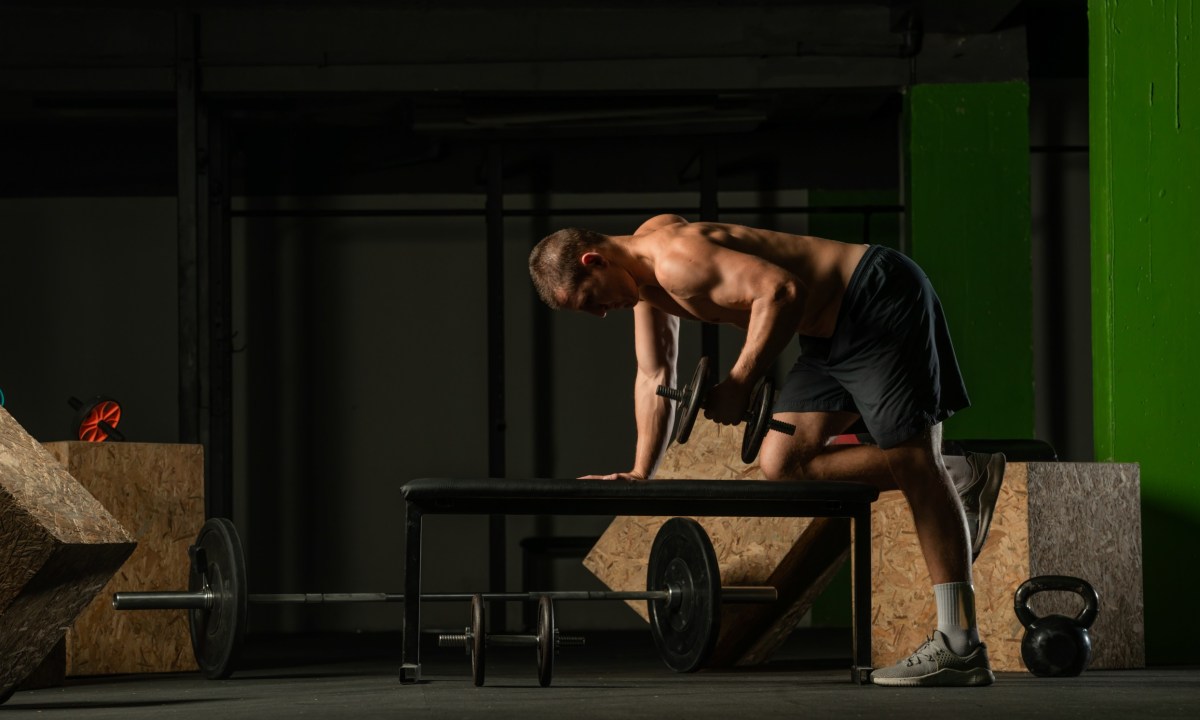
[578, 470, 647, 482]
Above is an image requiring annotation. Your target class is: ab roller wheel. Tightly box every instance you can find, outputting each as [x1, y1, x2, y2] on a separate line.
[68, 395, 125, 442]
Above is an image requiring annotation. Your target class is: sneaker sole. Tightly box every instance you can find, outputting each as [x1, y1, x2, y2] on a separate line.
[971, 453, 1006, 560]
[872, 667, 996, 687]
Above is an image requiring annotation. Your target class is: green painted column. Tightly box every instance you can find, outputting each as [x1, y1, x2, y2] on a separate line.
[905, 83, 1035, 440]
[1090, 0, 1200, 664]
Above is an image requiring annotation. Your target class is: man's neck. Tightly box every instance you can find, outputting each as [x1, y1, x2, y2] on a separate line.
[606, 234, 658, 288]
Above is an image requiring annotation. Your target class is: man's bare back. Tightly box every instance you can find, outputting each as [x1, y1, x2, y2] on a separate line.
[634, 216, 869, 337]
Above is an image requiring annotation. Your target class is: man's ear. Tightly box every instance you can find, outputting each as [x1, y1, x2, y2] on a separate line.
[580, 251, 606, 268]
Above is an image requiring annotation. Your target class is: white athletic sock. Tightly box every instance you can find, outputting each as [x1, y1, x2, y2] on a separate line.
[934, 582, 981, 655]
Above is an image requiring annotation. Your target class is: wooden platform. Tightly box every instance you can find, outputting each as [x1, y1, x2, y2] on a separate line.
[873, 460, 1144, 671]
[42, 441, 205, 676]
[0, 407, 135, 697]
[583, 420, 851, 666]
[584, 419, 1145, 672]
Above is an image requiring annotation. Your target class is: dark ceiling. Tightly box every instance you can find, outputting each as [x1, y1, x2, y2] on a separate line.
[0, 1, 1084, 197]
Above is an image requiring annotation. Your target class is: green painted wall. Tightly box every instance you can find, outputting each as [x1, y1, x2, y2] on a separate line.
[905, 83, 1035, 441]
[1090, 0, 1200, 664]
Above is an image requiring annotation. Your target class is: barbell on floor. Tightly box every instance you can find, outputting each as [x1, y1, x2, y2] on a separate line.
[113, 517, 777, 682]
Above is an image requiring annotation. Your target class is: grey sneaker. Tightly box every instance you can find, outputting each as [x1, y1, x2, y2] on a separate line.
[872, 631, 995, 687]
[946, 451, 1006, 560]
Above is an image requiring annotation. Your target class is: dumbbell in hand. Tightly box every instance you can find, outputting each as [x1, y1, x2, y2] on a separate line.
[656, 357, 796, 463]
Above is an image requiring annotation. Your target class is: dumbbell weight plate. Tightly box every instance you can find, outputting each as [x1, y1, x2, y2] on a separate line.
[647, 517, 720, 673]
[741, 378, 774, 464]
[673, 356, 711, 445]
[188, 518, 247, 680]
[536, 595, 554, 687]
[471, 594, 486, 687]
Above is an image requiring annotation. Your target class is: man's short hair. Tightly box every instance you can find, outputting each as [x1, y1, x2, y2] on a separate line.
[528, 227, 607, 309]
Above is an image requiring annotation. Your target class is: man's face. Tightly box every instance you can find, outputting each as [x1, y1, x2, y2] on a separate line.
[566, 265, 639, 318]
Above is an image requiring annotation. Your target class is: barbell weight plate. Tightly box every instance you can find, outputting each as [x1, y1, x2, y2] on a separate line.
[471, 594, 486, 687]
[741, 378, 774, 464]
[536, 595, 555, 687]
[674, 357, 711, 445]
[647, 517, 720, 673]
[188, 517, 247, 680]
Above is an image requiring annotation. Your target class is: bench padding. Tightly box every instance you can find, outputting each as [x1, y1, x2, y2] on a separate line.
[402, 477, 878, 514]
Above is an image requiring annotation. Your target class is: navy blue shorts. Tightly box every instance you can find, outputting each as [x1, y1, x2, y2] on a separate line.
[774, 245, 970, 449]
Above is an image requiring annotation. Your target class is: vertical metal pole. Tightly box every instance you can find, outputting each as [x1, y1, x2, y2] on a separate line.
[399, 504, 423, 684]
[851, 509, 874, 683]
[528, 162, 554, 631]
[485, 144, 508, 631]
[176, 10, 201, 445]
[207, 109, 234, 521]
[699, 143, 720, 366]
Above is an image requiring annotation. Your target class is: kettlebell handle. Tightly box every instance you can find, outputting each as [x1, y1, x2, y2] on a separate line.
[1014, 575, 1099, 629]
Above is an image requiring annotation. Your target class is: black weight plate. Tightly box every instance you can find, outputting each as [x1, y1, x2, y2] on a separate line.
[536, 595, 555, 687]
[647, 517, 720, 673]
[188, 517, 247, 680]
[675, 357, 711, 445]
[741, 379, 773, 464]
[471, 594, 486, 687]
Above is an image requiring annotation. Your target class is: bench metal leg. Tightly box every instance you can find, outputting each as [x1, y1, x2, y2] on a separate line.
[850, 508, 873, 684]
[400, 503, 423, 683]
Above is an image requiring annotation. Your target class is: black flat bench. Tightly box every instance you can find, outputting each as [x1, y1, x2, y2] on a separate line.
[399, 477, 880, 684]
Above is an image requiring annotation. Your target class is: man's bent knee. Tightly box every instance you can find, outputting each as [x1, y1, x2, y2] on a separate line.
[758, 434, 822, 481]
[759, 410, 860, 481]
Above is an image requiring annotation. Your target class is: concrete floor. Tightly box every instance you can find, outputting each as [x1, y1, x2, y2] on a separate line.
[4, 631, 1198, 719]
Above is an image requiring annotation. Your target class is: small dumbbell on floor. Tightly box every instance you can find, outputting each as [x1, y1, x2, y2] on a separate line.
[439, 595, 585, 687]
[657, 357, 796, 463]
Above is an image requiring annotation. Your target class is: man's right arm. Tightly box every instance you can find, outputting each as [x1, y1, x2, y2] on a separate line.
[630, 300, 679, 479]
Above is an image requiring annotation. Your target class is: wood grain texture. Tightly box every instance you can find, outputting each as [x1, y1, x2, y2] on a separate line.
[871, 461, 1144, 671]
[583, 419, 848, 667]
[0, 406, 135, 695]
[43, 441, 205, 676]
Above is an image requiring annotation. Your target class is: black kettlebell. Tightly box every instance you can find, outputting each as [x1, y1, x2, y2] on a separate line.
[1014, 575, 1099, 677]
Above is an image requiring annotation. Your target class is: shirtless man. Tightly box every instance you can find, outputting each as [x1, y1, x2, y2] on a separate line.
[528, 214, 1004, 687]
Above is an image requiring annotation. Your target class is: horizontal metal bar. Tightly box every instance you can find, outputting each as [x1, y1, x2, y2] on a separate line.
[249, 593, 405, 604]
[485, 634, 538, 648]
[116, 585, 777, 610]
[439, 633, 587, 648]
[113, 590, 212, 611]
[229, 205, 904, 219]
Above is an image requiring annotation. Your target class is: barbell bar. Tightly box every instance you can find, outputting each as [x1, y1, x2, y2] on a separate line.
[113, 516, 775, 681]
[114, 587, 777, 611]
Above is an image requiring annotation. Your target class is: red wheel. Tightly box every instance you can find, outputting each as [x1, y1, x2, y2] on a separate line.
[70, 395, 124, 442]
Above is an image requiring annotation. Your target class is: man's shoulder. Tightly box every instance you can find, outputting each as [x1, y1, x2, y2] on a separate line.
[635, 213, 689, 235]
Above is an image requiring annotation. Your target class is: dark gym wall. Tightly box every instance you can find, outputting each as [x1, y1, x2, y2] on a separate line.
[0, 1, 1110, 641]
[0, 198, 179, 444]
